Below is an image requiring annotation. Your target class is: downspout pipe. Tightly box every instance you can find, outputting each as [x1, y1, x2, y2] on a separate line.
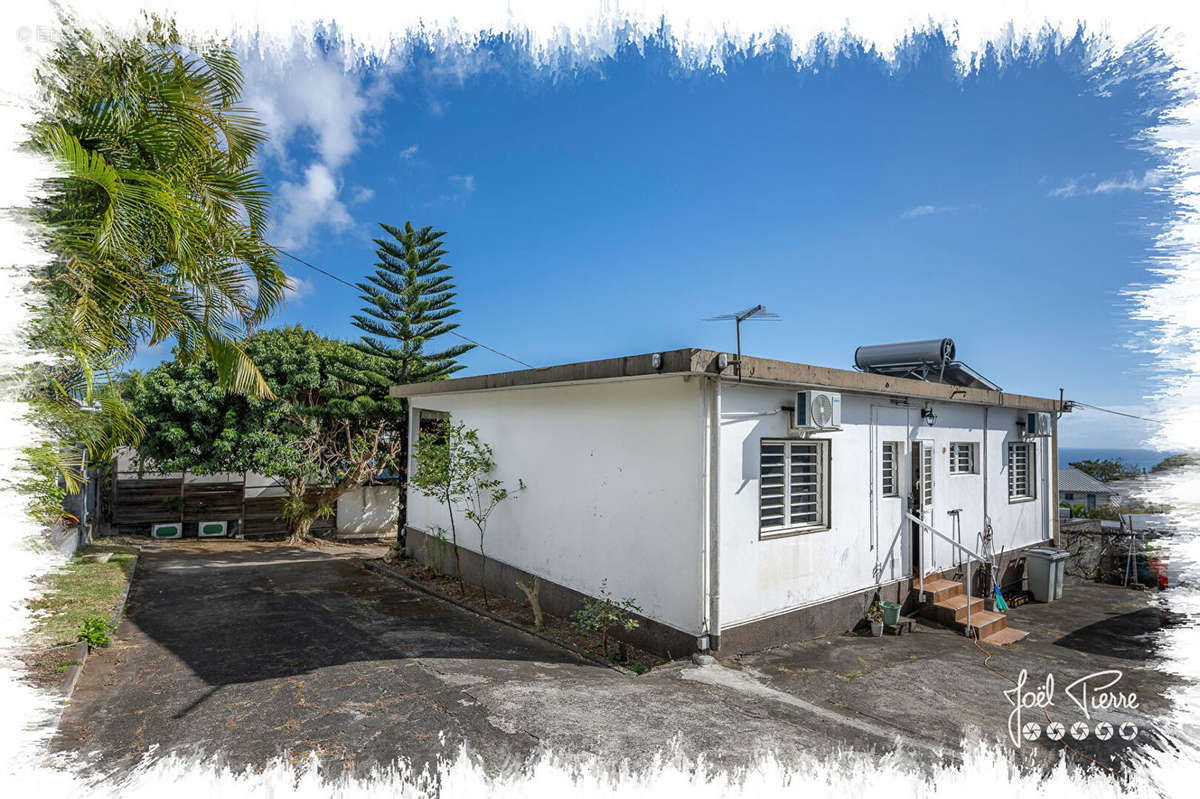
[701, 375, 722, 652]
[982, 406, 989, 563]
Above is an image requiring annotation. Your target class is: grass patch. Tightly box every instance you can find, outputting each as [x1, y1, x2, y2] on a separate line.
[27, 545, 136, 647]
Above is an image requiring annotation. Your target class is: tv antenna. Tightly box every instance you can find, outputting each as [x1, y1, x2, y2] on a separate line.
[704, 304, 780, 380]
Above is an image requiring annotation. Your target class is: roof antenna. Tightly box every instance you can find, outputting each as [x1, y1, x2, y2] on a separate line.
[704, 304, 780, 381]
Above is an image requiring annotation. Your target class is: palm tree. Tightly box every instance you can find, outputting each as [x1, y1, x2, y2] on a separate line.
[21, 16, 287, 514]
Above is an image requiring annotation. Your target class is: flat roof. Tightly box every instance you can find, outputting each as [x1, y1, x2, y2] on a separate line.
[389, 348, 1064, 413]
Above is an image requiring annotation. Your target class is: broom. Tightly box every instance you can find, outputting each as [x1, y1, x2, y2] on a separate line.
[990, 545, 1010, 611]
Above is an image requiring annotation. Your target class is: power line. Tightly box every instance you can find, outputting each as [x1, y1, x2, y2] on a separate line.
[271, 246, 535, 370]
[1068, 401, 1166, 425]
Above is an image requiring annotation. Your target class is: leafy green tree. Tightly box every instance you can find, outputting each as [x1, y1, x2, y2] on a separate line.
[1150, 453, 1199, 473]
[131, 327, 405, 543]
[20, 16, 286, 520]
[409, 422, 521, 605]
[1084, 504, 1122, 522]
[1068, 458, 1140, 483]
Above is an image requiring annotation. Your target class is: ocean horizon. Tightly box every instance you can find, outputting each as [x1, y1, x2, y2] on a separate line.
[1058, 447, 1179, 473]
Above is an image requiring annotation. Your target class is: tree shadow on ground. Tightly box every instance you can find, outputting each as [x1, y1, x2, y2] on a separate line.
[126, 543, 587, 692]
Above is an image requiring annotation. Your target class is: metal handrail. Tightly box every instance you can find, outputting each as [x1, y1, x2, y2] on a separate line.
[906, 512, 990, 637]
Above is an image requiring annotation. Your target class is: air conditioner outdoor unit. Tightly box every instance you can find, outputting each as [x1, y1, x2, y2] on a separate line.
[793, 390, 842, 431]
[1025, 412, 1051, 437]
[198, 520, 228, 538]
[150, 522, 181, 539]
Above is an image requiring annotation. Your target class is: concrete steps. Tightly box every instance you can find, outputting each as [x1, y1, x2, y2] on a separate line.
[911, 575, 1026, 644]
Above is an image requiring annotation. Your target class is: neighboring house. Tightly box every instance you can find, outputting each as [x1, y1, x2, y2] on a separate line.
[1057, 467, 1120, 511]
[392, 347, 1064, 656]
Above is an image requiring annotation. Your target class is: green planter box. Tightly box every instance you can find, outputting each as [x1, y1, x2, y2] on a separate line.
[151, 522, 182, 539]
[882, 601, 902, 626]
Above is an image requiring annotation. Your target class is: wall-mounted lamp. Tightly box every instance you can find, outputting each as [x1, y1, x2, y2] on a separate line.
[921, 406, 938, 426]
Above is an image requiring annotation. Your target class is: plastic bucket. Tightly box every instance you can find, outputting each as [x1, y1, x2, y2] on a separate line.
[882, 601, 902, 626]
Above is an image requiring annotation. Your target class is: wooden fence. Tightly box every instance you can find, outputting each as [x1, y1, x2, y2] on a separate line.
[109, 475, 334, 539]
[111, 477, 245, 537]
[243, 492, 335, 539]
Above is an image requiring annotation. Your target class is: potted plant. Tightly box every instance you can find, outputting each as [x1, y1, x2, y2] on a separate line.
[866, 601, 884, 637]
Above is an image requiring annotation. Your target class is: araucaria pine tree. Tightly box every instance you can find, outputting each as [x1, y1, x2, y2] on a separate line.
[352, 222, 474, 385]
[348, 222, 475, 533]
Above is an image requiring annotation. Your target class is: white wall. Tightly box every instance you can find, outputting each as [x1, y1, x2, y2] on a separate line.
[406, 376, 707, 636]
[337, 485, 399, 535]
[115, 449, 243, 484]
[716, 383, 1052, 629]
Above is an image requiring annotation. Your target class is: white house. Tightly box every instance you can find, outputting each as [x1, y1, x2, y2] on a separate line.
[1057, 467, 1120, 511]
[392, 347, 1063, 655]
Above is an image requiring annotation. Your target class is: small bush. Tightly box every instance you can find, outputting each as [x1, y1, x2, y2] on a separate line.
[570, 579, 641, 659]
[77, 616, 113, 649]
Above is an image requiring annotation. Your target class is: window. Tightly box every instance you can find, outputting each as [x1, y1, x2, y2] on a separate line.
[760, 439, 830, 536]
[881, 442, 900, 497]
[922, 442, 933, 506]
[1064, 492, 1075, 501]
[1007, 441, 1036, 500]
[949, 442, 977, 474]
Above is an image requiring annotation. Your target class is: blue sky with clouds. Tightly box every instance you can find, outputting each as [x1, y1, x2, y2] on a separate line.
[139, 31, 1184, 450]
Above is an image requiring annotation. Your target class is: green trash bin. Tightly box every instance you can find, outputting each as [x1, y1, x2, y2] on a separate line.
[882, 601, 902, 626]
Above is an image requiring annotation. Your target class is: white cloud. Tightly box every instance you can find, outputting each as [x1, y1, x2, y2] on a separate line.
[349, 186, 375, 205]
[241, 46, 384, 249]
[1049, 170, 1163, 198]
[272, 163, 354, 249]
[242, 51, 368, 171]
[900, 204, 952, 219]
[282, 273, 316, 302]
[448, 174, 476, 202]
[399, 144, 419, 160]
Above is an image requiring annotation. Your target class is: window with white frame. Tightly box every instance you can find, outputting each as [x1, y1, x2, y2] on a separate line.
[760, 439, 830, 536]
[881, 441, 900, 497]
[949, 442, 977, 474]
[1007, 441, 1036, 500]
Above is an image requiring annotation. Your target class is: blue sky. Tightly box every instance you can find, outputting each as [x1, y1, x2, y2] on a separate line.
[142, 30, 1183, 450]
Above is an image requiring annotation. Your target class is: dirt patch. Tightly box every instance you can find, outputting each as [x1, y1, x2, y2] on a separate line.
[19, 644, 84, 691]
[383, 556, 665, 674]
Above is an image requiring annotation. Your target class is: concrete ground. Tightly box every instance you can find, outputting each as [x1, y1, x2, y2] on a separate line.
[49, 541, 1191, 781]
[728, 577, 1190, 771]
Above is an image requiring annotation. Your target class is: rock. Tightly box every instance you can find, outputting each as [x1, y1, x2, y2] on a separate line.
[691, 653, 717, 666]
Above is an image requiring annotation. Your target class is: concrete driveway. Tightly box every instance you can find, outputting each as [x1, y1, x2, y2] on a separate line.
[51, 542, 894, 778]
[725, 577, 1190, 770]
[50, 542, 1187, 780]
